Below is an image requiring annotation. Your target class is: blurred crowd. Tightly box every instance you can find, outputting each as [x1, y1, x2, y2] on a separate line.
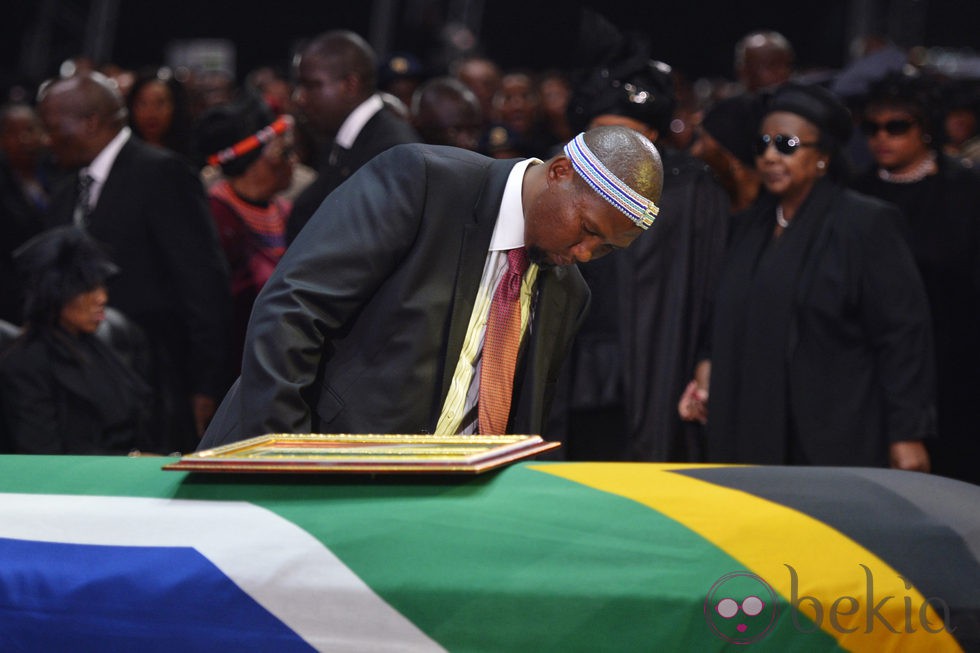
[0, 11, 977, 485]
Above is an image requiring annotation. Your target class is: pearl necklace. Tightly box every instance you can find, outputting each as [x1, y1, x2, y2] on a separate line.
[776, 205, 791, 229]
[877, 152, 938, 184]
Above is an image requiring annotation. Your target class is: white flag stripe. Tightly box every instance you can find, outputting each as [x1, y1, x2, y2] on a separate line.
[0, 493, 445, 653]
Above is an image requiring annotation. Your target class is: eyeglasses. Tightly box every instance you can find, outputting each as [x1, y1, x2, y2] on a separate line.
[860, 119, 915, 137]
[754, 133, 820, 156]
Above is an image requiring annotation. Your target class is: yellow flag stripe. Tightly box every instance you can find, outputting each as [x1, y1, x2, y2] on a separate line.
[531, 463, 961, 653]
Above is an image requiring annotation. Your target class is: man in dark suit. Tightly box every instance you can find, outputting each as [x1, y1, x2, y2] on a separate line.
[286, 30, 421, 243]
[38, 72, 231, 453]
[200, 126, 664, 448]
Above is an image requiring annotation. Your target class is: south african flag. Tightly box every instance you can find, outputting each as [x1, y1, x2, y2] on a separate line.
[0, 456, 976, 652]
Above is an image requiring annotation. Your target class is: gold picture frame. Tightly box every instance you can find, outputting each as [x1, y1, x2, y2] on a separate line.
[163, 433, 560, 474]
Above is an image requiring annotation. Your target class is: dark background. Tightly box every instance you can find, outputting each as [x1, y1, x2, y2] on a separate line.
[3, 0, 979, 92]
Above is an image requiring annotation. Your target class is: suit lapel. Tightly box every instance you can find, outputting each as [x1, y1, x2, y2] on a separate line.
[531, 267, 570, 365]
[511, 268, 578, 433]
[85, 140, 135, 229]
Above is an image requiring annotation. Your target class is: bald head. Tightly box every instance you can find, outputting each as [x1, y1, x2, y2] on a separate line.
[578, 125, 664, 210]
[294, 30, 378, 135]
[451, 56, 502, 124]
[735, 31, 794, 92]
[38, 72, 126, 126]
[303, 30, 377, 93]
[37, 72, 127, 168]
[522, 125, 663, 268]
[411, 77, 482, 150]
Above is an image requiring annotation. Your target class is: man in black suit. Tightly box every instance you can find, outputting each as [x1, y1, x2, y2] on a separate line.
[38, 72, 231, 453]
[286, 30, 420, 243]
[201, 126, 663, 448]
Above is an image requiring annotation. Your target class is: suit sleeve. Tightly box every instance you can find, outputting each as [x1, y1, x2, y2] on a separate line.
[146, 157, 232, 397]
[240, 145, 428, 436]
[859, 204, 937, 442]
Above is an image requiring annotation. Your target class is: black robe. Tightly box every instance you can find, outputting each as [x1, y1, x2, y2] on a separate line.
[555, 149, 730, 461]
[706, 179, 936, 467]
[853, 157, 980, 484]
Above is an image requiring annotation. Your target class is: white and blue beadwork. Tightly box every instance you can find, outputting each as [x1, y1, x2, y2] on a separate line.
[563, 132, 659, 230]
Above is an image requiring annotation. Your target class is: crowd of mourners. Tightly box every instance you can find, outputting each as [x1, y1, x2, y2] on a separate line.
[0, 11, 977, 485]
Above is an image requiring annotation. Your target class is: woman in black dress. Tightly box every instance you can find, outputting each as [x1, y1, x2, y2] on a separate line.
[852, 73, 980, 484]
[679, 83, 936, 470]
[0, 227, 150, 454]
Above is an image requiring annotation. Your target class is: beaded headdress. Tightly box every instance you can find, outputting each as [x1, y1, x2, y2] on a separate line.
[563, 132, 659, 230]
[206, 114, 293, 167]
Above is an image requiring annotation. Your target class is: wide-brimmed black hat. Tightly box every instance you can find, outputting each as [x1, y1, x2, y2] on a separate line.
[567, 59, 676, 136]
[13, 226, 118, 328]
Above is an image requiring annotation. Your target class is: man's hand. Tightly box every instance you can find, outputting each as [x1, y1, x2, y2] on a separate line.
[191, 394, 217, 439]
[889, 440, 930, 472]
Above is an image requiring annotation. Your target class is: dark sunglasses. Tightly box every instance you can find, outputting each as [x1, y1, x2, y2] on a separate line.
[860, 119, 915, 137]
[754, 133, 820, 156]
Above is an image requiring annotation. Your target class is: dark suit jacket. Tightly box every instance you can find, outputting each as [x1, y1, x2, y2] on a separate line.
[46, 136, 231, 399]
[201, 144, 589, 447]
[707, 180, 936, 466]
[286, 106, 420, 242]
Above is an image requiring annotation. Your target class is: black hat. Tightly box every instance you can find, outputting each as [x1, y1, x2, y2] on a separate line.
[766, 82, 852, 149]
[701, 93, 767, 166]
[567, 59, 676, 135]
[13, 226, 118, 328]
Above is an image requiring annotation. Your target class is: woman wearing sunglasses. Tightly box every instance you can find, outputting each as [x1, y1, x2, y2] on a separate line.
[852, 73, 980, 485]
[679, 83, 936, 471]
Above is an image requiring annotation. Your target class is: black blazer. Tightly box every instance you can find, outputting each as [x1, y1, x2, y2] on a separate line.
[287, 106, 420, 242]
[202, 144, 589, 447]
[46, 136, 231, 397]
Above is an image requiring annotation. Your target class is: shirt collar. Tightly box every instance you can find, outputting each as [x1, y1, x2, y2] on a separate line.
[84, 126, 131, 184]
[334, 94, 384, 149]
[489, 157, 541, 252]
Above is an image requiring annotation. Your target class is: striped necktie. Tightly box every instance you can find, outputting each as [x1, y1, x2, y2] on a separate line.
[74, 172, 95, 227]
[478, 247, 530, 434]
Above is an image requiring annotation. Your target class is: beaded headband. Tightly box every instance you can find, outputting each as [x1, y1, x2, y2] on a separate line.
[563, 132, 659, 230]
[206, 114, 294, 167]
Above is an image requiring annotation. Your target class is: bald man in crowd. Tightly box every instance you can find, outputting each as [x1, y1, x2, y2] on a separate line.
[734, 30, 795, 94]
[451, 55, 502, 131]
[286, 30, 420, 242]
[38, 72, 231, 453]
[411, 76, 483, 151]
[201, 126, 663, 447]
